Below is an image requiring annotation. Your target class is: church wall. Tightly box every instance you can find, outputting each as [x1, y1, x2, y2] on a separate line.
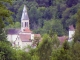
[69, 31, 75, 38]
[15, 38, 22, 49]
[22, 42, 32, 49]
[7, 34, 18, 42]
[68, 30, 75, 41]
[31, 34, 34, 40]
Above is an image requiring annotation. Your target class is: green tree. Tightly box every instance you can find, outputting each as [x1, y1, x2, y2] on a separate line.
[43, 19, 64, 36]
[0, 42, 16, 60]
[37, 34, 52, 60]
[74, 10, 80, 42]
[52, 34, 60, 48]
[0, 1, 18, 60]
[0, 0, 12, 42]
[71, 42, 80, 60]
[51, 41, 72, 60]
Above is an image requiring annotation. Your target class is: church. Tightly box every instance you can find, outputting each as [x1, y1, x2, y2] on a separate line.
[7, 5, 41, 49]
[7, 5, 75, 49]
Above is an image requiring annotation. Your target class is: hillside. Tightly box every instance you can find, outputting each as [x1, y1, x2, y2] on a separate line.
[6, 0, 80, 36]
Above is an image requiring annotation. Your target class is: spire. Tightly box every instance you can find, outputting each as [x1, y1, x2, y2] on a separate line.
[21, 5, 30, 32]
[21, 5, 29, 20]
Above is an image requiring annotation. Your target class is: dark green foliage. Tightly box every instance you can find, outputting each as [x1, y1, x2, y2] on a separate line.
[0, 0, 12, 42]
[37, 19, 64, 36]
[71, 42, 80, 60]
[63, 41, 70, 50]
[66, 0, 78, 7]
[0, 42, 16, 60]
[74, 10, 80, 42]
[5, 0, 80, 35]
[37, 34, 52, 60]
[52, 34, 60, 48]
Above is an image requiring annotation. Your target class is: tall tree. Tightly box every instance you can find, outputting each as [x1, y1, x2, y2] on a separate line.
[37, 34, 52, 60]
[73, 10, 80, 42]
[0, 0, 12, 42]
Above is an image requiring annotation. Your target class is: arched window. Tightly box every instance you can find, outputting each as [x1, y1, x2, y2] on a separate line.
[25, 22, 28, 27]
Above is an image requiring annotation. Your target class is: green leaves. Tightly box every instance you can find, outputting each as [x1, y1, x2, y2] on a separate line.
[74, 10, 80, 42]
[37, 34, 52, 60]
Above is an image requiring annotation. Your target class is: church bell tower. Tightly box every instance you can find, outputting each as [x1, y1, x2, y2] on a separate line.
[21, 5, 29, 32]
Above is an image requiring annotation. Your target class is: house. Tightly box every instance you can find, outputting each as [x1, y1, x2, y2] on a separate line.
[7, 5, 41, 49]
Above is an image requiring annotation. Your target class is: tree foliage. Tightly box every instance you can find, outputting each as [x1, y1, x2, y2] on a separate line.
[74, 10, 80, 42]
[37, 34, 52, 60]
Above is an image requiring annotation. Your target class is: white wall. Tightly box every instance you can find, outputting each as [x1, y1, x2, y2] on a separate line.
[21, 20, 29, 32]
[31, 34, 34, 40]
[68, 31, 75, 41]
[14, 38, 22, 49]
[7, 34, 18, 42]
[22, 42, 32, 49]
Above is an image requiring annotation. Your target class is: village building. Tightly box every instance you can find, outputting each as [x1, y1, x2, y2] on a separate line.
[68, 25, 75, 41]
[7, 5, 41, 49]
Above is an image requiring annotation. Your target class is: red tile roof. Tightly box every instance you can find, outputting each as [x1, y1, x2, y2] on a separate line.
[19, 34, 32, 42]
[23, 27, 32, 33]
[58, 36, 68, 44]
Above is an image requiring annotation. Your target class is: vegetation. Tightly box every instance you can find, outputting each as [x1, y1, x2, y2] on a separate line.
[5, 0, 80, 36]
[0, 0, 80, 60]
[73, 10, 80, 42]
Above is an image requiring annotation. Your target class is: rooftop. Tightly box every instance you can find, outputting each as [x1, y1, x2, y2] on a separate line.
[69, 25, 75, 31]
[21, 5, 29, 20]
[19, 34, 32, 42]
[7, 29, 20, 35]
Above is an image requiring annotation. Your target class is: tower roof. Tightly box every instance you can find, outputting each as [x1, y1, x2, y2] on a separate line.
[21, 5, 29, 20]
[23, 27, 32, 33]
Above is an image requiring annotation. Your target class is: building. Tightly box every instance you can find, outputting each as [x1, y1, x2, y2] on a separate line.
[68, 25, 75, 41]
[7, 5, 41, 49]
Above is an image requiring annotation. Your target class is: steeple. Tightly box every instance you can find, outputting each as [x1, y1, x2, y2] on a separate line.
[21, 5, 29, 20]
[21, 5, 30, 32]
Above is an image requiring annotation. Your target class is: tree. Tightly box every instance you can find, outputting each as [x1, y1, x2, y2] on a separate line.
[71, 42, 80, 60]
[52, 34, 60, 48]
[37, 34, 52, 60]
[66, 0, 78, 7]
[0, 1, 18, 60]
[51, 41, 72, 60]
[0, 0, 12, 42]
[32, 36, 41, 47]
[73, 10, 80, 42]
[0, 42, 16, 60]
[43, 19, 64, 36]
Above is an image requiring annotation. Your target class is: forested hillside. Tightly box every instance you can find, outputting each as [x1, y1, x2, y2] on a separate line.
[6, 0, 80, 36]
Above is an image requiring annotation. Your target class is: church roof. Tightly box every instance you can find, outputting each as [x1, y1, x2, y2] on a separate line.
[21, 5, 29, 20]
[19, 34, 32, 42]
[69, 25, 75, 31]
[58, 36, 68, 44]
[7, 29, 20, 35]
[23, 27, 32, 33]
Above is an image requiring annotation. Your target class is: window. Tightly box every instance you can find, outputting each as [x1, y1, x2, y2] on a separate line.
[25, 22, 28, 27]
